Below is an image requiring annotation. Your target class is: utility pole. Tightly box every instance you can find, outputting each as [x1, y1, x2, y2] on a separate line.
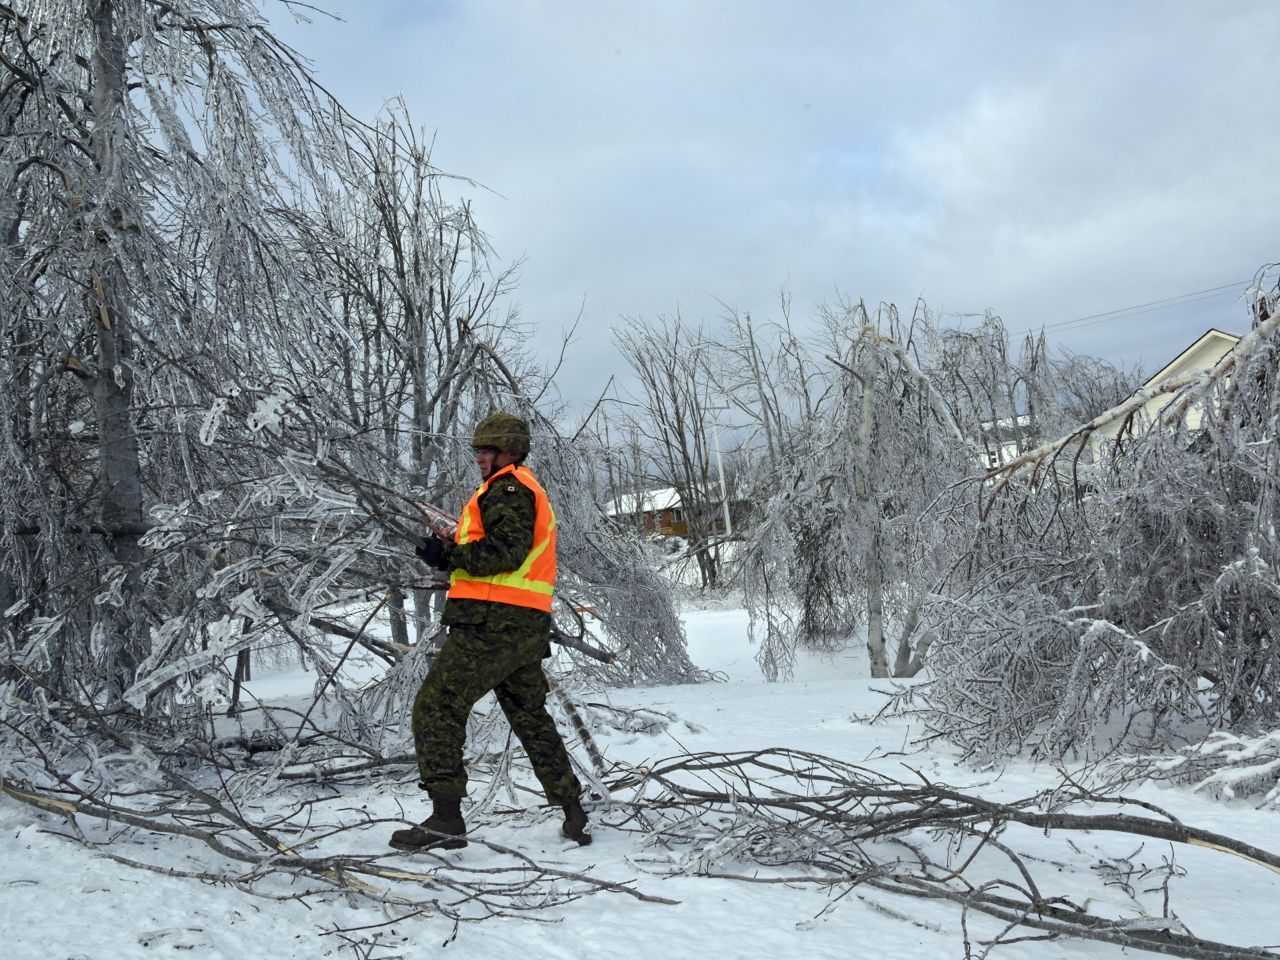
[706, 404, 732, 538]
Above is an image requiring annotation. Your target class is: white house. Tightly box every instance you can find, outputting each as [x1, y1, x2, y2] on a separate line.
[1093, 327, 1241, 445]
[979, 414, 1036, 470]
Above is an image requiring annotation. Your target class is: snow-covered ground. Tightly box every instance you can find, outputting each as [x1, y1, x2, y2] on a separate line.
[3, 608, 1278, 960]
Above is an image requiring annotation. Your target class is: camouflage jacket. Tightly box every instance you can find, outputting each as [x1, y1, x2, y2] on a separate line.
[437, 471, 552, 638]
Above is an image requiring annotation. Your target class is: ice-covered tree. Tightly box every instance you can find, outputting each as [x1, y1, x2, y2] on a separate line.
[731, 299, 1137, 681]
[0, 0, 360, 704]
[897, 268, 1280, 780]
[615, 313, 729, 588]
[739, 300, 975, 679]
[0, 1, 697, 744]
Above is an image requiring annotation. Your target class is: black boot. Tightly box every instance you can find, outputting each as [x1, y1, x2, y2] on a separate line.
[389, 792, 467, 851]
[561, 797, 592, 846]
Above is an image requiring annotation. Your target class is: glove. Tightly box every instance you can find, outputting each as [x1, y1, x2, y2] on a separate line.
[415, 535, 447, 569]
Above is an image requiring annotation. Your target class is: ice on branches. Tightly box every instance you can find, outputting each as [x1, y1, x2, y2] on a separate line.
[893, 265, 1280, 786]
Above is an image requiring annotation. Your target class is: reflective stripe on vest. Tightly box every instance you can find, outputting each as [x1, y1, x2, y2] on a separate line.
[448, 464, 557, 612]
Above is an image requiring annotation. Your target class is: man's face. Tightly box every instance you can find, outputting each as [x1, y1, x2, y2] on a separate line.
[472, 446, 519, 478]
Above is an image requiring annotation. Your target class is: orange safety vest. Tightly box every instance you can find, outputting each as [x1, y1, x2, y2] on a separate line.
[447, 464, 557, 612]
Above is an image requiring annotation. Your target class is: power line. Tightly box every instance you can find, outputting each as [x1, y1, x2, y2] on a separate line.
[1016, 280, 1249, 338]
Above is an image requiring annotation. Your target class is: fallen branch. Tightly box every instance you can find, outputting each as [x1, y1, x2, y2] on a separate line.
[616, 748, 1280, 960]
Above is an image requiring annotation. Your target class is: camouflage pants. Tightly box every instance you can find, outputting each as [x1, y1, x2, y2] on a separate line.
[411, 622, 582, 805]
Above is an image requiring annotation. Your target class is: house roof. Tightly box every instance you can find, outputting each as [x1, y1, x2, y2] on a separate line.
[603, 486, 680, 517]
[1139, 328, 1240, 390]
[602, 481, 727, 517]
[979, 414, 1034, 443]
[1086, 326, 1244, 442]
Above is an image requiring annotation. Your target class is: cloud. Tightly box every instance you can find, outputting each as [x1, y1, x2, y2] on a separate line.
[270, 1, 1279, 402]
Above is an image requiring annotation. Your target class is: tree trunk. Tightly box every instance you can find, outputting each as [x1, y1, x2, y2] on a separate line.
[891, 588, 934, 677]
[90, 0, 147, 696]
[864, 528, 888, 678]
[853, 337, 888, 677]
[388, 587, 410, 652]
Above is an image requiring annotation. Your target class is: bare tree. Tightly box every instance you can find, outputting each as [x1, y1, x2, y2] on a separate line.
[615, 313, 728, 589]
[291, 105, 533, 645]
[703, 298, 829, 558]
[710, 298, 825, 478]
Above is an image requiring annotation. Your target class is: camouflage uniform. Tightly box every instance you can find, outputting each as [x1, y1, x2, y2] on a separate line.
[411, 474, 582, 804]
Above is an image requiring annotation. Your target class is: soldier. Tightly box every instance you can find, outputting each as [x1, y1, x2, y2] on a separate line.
[390, 412, 591, 851]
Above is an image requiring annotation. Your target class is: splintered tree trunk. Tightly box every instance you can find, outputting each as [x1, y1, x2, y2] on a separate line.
[891, 587, 933, 678]
[90, 0, 148, 695]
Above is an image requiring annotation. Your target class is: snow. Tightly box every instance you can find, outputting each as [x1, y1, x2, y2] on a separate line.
[4, 608, 1279, 960]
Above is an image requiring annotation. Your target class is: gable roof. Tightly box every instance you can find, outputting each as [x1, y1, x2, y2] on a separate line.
[602, 481, 728, 518]
[603, 486, 680, 518]
[1089, 326, 1244, 443]
[1139, 328, 1240, 390]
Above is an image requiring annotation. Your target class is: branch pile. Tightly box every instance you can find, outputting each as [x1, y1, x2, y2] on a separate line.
[616, 748, 1280, 959]
[0, 700, 669, 938]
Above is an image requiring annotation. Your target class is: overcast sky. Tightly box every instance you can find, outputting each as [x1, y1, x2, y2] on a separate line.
[270, 1, 1277, 411]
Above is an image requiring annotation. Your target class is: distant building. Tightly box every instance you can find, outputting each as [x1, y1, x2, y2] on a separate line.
[979, 414, 1037, 470]
[604, 486, 688, 537]
[603, 483, 736, 538]
[987, 327, 1243, 474]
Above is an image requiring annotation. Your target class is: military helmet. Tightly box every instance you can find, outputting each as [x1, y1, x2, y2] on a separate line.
[472, 411, 530, 457]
